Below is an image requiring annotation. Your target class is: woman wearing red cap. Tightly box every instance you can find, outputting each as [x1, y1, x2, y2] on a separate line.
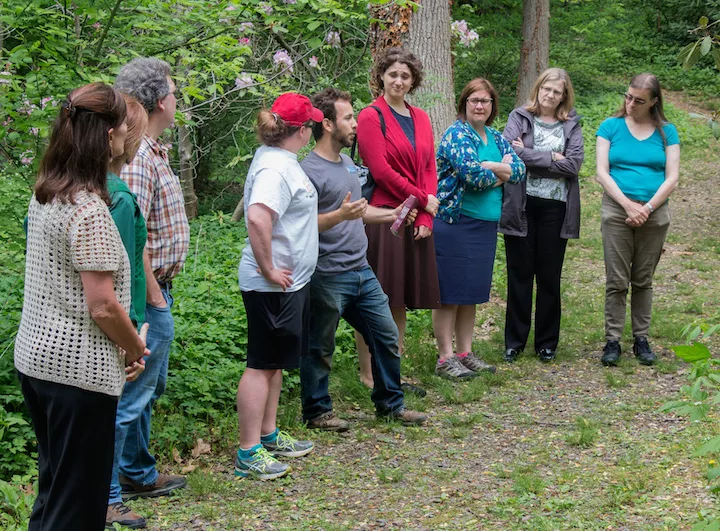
[355, 47, 441, 391]
[235, 93, 323, 480]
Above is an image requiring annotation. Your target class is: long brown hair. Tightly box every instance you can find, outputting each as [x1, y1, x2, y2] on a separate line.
[35, 83, 127, 204]
[615, 72, 668, 144]
[525, 68, 575, 121]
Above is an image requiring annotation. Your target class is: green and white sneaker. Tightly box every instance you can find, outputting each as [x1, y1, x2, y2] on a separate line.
[234, 447, 290, 480]
[262, 430, 314, 458]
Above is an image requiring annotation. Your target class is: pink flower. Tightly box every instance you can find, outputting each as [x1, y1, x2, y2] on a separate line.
[325, 31, 341, 48]
[30, 127, 39, 136]
[308, 56, 319, 68]
[0, 71, 11, 85]
[238, 22, 254, 33]
[283, 0, 297, 3]
[273, 50, 294, 73]
[235, 73, 254, 89]
[92, 22, 101, 31]
[40, 96, 55, 110]
[239, 37, 251, 46]
[226, 4, 237, 10]
[21, 152, 34, 165]
[259, 3, 273, 14]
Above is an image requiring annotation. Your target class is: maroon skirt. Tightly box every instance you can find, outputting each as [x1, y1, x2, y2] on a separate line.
[365, 221, 441, 310]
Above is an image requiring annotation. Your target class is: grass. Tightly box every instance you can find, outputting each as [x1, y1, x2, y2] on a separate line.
[105, 94, 720, 530]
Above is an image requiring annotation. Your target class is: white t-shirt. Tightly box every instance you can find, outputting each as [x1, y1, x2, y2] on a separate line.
[239, 145, 319, 292]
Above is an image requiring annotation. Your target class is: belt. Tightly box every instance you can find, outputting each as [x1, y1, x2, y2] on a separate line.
[158, 279, 173, 290]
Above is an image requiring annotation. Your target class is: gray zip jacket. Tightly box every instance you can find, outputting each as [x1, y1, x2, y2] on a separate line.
[499, 107, 584, 239]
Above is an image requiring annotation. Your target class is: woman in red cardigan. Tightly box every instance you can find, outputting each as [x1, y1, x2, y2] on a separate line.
[354, 47, 441, 390]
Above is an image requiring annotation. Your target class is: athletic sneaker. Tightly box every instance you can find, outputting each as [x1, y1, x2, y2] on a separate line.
[456, 352, 496, 373]
[435, 356, 477, 380]
[234, 447, 290, 480]
[262, 430, 314, 458]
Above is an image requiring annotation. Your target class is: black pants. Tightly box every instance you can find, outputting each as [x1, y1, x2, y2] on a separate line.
[19, 372, 118, 531]
[504, 196, 568, 352]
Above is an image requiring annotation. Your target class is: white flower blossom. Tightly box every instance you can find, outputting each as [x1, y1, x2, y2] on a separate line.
[273, 50, 294, 73]
[235, 73, 254, 89]
[325, 31, 341, 48]
[308, 56, 319, 68]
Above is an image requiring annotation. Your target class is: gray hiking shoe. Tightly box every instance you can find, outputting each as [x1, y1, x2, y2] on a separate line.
[262, 430, 314, 458]
[457, 352, 496, 373]
[234, 447, 290, 480]
[435, 357, 477, 380]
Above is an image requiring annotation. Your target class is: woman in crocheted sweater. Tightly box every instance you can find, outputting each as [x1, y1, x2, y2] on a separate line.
[15, 82, 150, 531]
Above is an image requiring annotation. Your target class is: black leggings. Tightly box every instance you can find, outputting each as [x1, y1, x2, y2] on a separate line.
[19, 372, 118, 531]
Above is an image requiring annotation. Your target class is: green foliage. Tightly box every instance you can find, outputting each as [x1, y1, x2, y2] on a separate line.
[0, 168, 34, 481]
[566, 417, 599, 448]
[663, 323, 720, 524]
[0, 478, 35, 530]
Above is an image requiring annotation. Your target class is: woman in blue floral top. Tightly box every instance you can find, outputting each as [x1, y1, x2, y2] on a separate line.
[432, 78, 525, 380]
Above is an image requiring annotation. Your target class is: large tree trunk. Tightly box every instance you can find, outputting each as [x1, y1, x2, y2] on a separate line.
[178, 112, 198, 220]
[516, 0, 550, 107]
[370, 0, 456, 143]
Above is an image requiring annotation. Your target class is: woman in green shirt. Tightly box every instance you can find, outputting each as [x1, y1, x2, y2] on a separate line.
[108, 94, 149, 351]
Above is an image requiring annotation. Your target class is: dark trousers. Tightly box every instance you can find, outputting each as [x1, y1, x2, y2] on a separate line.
[19, 372, 118, 531]
[504, 196, 568, 352]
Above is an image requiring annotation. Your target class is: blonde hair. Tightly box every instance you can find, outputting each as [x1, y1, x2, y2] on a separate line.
[525, 68, 575, 121]
[121, 94, 148, 164]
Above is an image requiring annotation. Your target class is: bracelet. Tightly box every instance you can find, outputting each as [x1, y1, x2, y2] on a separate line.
[644, 203, 654, 213]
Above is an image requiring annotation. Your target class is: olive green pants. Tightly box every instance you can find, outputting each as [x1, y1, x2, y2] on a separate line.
[601, 194, 670, 342]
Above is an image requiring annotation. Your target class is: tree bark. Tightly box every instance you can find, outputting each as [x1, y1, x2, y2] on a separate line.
[516, 0, 550, 107]
[178, 111, 198, 220]
[231, 196, 245, 222]
[370, 0, 456, 144]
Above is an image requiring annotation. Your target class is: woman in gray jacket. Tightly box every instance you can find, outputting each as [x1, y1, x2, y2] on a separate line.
[500, 68, 584, 363]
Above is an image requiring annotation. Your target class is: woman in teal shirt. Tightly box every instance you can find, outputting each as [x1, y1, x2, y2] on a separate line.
[596, 73, 680, 367]
[433, 78, 525, 380]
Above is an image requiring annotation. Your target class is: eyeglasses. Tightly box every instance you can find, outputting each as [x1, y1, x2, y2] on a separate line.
[624, 93, 648, 105]
[467, 98, 493, 107]
[540, 86, 564, 97]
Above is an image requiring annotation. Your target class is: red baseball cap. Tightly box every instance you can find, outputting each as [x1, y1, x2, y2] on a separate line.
[271, 92, 324, 127]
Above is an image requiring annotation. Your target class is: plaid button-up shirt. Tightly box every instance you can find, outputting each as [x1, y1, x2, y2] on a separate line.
[121, 135, 190, 283]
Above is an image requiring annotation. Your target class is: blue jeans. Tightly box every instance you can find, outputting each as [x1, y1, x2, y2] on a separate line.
[300, 266, 404, 420]
[109, 286, 174, 504]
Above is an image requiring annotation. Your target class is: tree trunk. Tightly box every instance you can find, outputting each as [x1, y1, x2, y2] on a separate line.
[178, 112, 198, 220]
[370, 0, 456, 144]
[516, 0, 549, 107]
[231, 196, 245, 222]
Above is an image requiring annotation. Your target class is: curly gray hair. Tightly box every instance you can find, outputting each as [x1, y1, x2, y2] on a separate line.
[115, 57, 172, 114]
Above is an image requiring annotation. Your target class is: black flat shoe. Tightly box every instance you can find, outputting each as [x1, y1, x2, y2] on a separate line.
[633, 337, 657, 366]
[503, 348, 521, 363]
[400, 381, 427, 397]
[601, 340, 621, 366]
[537, 348, 556, 362]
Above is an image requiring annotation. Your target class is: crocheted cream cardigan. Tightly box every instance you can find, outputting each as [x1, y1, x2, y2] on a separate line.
[15, 191, 131, 397]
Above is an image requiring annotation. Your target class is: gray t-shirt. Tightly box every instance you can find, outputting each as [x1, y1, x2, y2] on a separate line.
[300, 151, 368, 274]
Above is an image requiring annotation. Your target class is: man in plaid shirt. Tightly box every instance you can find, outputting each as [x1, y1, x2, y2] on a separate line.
[107, 57, 190, 530]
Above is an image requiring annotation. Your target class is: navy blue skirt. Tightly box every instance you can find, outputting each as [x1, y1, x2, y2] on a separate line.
[434, 215, 498, 305]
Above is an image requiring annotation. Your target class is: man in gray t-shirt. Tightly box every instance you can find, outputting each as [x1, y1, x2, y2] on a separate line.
[299, 88, 427, 430]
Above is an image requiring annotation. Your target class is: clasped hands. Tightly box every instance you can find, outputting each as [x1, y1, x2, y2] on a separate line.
[624, 201, 650, 227]
[123, 322, 151, 383]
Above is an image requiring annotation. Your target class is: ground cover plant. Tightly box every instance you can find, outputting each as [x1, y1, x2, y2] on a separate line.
[1, 0, 720, 528]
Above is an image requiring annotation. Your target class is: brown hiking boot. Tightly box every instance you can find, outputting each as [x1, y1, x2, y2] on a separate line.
[106, 502, 146, 529]
[120, 472, 186, 500]
[379, 407, 427, 425]
[306, 411, 350, 432]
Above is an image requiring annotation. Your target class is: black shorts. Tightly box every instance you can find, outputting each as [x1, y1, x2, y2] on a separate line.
[241, 285, 309, 370]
